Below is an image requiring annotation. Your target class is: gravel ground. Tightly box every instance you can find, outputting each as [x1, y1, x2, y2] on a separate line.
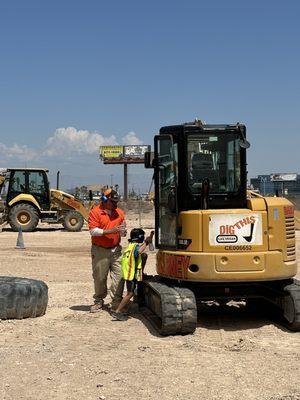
[0, 212, 299, 400]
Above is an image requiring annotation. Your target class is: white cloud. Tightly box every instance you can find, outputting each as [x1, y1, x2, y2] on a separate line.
[43, 127, 118, 157]
[121, 131, 143, 145]
[0, 127, 144, 167]
[0, 142, 38, 163]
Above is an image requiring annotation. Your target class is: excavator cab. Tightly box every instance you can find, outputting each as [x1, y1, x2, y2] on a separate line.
[6, 169, 51, 210]
[153, 122, 248, 249]
[142, 120, 300, 335]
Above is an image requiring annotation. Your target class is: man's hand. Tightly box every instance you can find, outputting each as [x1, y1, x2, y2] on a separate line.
[108, 222, 126, 235]
[109, 225, 121, 234]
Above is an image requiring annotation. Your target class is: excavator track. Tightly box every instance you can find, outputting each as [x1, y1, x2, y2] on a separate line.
[139, 278, 197, 336]
[281, 279, 300, 331]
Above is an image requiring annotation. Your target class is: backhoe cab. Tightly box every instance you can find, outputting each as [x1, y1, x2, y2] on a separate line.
[140, 120, 300, 335]
[0, 168, 91, 232]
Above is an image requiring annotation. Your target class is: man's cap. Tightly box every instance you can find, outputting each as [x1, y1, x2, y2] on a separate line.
[109, 190, 119, 202]
[104, 188, 120, 203]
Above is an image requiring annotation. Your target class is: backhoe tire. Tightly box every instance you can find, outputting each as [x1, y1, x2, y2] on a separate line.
[0, 276, 48, 320]
[62, 210, 84, 232]
[8, 203, 39, 232]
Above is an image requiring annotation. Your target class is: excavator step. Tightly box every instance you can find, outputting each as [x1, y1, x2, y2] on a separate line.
[139, 278, 197, 336]
[40, 211, 59, 222]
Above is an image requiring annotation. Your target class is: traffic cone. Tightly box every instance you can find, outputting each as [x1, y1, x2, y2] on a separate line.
[15, 226, 26, 250]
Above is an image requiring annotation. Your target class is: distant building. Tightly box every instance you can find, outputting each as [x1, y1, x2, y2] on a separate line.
[250, 173, 300, 196]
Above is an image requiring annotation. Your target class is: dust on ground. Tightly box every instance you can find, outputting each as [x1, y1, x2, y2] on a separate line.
[0, 211, 300, 400]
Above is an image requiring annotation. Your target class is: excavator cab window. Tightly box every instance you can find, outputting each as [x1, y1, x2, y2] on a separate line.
[27, 171, 50, 209]
[154, 134, 178, 249]
[187, 134, 241, 194]
[7, 170, 26, 201]
[0, 173, 9, 200]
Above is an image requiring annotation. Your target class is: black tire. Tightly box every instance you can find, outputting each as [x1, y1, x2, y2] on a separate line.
[0, 276, 48, 319]
[8, 203, 39, 232]
[62, 210, 84, 232]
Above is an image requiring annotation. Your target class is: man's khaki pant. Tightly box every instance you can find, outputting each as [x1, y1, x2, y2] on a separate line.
[91, 244, 124, 306]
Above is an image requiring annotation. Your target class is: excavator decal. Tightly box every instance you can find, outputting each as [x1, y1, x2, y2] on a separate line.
[157, 252, 191, 279]
[210, 213, 262, 246]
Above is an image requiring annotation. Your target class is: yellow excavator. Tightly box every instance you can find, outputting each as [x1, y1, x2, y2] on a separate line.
[0, 168, 93, 231]
[140, 120, 300, 334]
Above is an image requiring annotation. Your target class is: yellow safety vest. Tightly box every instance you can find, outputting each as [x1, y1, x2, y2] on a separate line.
[121, 243, 142, 281]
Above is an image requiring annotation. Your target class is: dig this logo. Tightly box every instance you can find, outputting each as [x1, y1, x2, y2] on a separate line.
[216, 217, 256, 244]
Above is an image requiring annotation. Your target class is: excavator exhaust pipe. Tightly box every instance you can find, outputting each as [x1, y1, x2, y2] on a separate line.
[56, 171, 60, 190]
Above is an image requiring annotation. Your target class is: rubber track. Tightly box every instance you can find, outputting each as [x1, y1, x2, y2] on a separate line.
[282, 278, 300, 331]
[0, 276, 48, 319]
[142, 280, 197, 335]
[174, 286, 198, 334]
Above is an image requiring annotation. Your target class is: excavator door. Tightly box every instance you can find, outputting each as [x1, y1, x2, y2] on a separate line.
[154, 134, 178, 249]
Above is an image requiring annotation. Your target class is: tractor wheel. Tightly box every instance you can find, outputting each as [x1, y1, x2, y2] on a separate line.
[62, 210, 84, 232]
[8, 203, 39, 232]
[0, 276, 48, 319]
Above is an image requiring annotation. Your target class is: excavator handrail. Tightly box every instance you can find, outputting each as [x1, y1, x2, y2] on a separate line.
[247, 189, 263, 198]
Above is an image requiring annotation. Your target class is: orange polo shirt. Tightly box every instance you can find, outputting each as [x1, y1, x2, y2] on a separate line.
[88, 204, 125, 248]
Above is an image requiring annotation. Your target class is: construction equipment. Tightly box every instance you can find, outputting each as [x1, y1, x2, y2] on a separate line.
[0, 168, 93, 232]
[140, 120, 300, 335]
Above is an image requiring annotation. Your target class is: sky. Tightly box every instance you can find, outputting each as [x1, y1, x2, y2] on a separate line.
[0, 1, 299, 192]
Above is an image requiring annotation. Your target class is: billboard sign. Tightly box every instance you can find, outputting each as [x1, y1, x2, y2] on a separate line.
[270, 173, 297, 182]
[99, 146, 123, 160]
[123, 145, 150, 158]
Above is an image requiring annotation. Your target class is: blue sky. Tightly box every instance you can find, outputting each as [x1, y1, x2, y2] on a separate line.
[0, 1, 299, 191]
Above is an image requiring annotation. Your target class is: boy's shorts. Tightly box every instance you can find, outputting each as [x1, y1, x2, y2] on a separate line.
[125, 279, 138, 293]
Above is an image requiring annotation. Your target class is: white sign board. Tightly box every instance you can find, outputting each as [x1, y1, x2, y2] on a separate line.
[209, 213, 263, 246]
[124, 145, 150, 158]
[270, 173, 297, 182]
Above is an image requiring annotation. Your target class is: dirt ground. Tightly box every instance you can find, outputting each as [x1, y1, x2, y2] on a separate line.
[0, 211, 300, 400]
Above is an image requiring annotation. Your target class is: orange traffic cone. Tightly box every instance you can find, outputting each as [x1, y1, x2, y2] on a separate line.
[15, 226, 26, 250]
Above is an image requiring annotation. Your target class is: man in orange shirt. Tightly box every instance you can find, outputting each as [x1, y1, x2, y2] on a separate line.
[88, 188, 126, 312]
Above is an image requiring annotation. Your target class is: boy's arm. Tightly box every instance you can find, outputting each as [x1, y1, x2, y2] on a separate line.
[137, 231, 154, 254]
[137, 242, 147, 254]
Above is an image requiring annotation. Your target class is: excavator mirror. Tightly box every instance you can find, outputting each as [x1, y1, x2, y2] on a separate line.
[238, 124, 250, 149]
[239, 138, 250, 149]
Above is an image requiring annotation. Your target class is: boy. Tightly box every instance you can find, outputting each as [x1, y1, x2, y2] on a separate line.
[111, 228, 154, 321]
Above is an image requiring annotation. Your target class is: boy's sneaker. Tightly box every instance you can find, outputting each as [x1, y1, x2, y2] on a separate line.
[111, 311, 128, 321]
[90, 300, 103, 313]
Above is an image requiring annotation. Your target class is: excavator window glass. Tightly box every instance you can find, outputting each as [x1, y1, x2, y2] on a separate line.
[187, 133, 241, 194]
[0, 173, 9, 200]
[155, 135, 178, 248]
[10, 171, 26, 194]
[28, 171, 45, 194]
[27, 171, 50, 209]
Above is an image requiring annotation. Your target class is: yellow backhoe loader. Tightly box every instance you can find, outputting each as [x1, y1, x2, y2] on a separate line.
[140, 120, 300, 334]
[0, 168, 93, 232]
